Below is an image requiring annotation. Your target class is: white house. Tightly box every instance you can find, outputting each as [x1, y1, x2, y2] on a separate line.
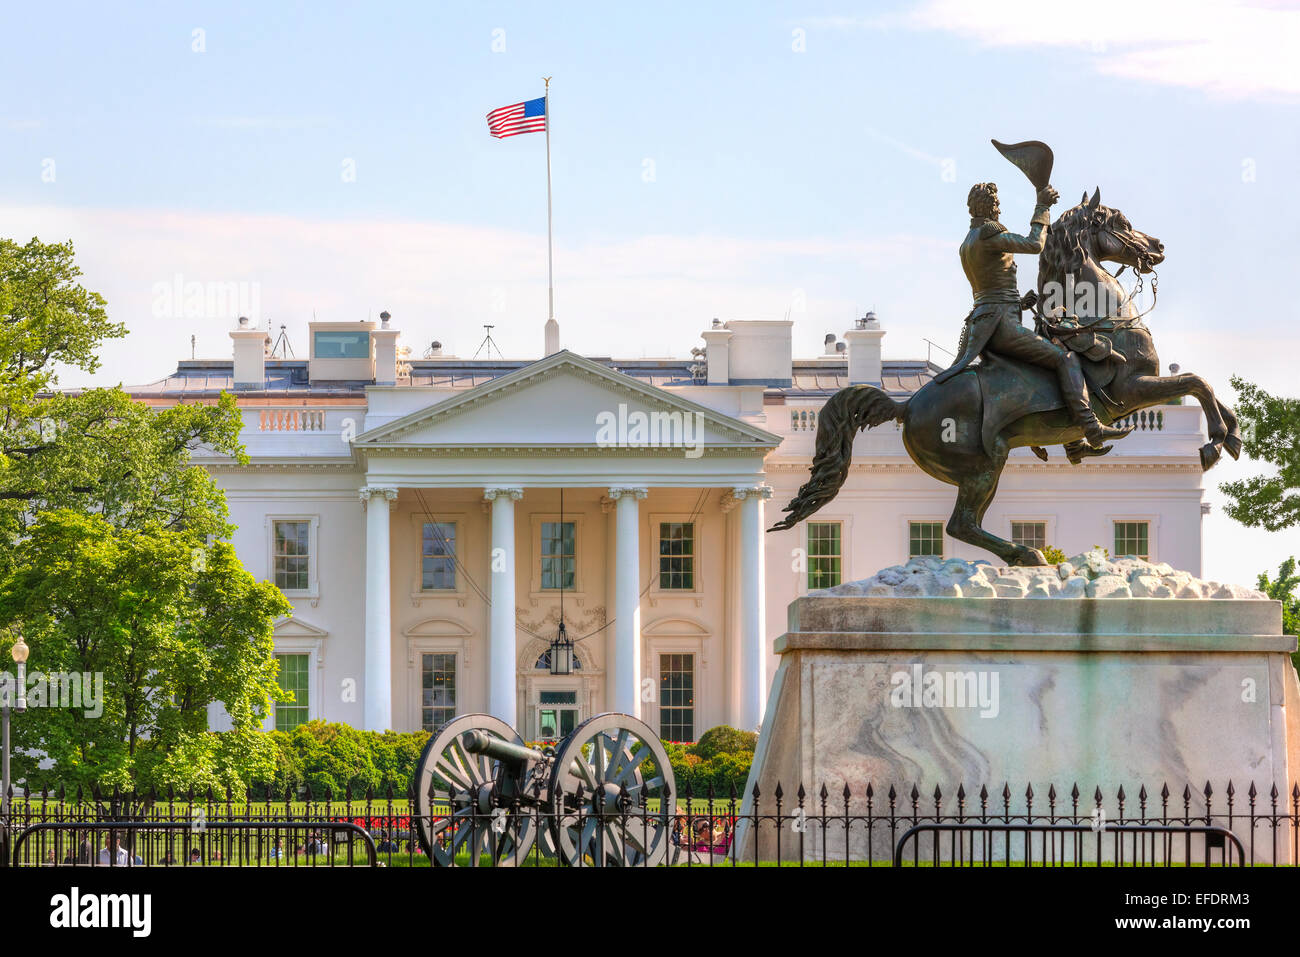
[125, 313, 1209, 742]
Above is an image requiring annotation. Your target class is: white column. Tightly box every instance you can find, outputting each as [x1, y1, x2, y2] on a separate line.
[735, 485, 772, 731]
[361, 485, 398, 731]
[608, 486, 647, 717]
[484, 487, 523, 727]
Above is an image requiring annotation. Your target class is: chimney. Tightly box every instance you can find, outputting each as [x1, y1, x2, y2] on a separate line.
[544, 317, 560, 356]
[823, 333, 837, 356]
[722, 319, 793, 386]
[428, 341, 443, 357]
[371, 310, 400, 385]
[843, 311, 885, 385]
[230, 316, 269, 390]
[701, 320, 732, 385]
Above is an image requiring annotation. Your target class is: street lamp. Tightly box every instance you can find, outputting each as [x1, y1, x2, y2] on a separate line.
[2, 634, 28, 844]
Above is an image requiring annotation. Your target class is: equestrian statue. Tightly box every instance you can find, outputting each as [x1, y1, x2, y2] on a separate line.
[770, 139, 1242, 567]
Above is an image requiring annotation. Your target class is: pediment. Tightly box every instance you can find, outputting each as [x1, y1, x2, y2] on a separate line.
[354, 351, 779, 451]
[642, 616, 711, 637]
[404, 617, 474, 638]
[273, 616, 328, 638]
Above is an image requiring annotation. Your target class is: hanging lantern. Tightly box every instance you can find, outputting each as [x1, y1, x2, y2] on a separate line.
[549, 620, 573, 676]
[549, 486, 574, 676]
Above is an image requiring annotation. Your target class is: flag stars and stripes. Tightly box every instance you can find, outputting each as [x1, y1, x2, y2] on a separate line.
[486, 97, 547, 138]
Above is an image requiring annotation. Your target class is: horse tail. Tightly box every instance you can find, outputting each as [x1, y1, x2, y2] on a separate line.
[768, 385, 909, 531]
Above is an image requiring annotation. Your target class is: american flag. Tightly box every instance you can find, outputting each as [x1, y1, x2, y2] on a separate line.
[486, 97, 547, 139]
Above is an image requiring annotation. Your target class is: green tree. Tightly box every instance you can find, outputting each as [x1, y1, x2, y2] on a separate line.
[1221, 376, 1300, 531]
[0, 512, 289, 792]
[0, 236, 287, 792]
[1257, 558, 1300, 673]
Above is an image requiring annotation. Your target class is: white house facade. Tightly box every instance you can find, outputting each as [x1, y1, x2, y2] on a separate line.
[124, 314, 1211, 742]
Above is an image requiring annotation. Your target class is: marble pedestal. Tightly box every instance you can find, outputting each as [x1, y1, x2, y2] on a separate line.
[739, 591, 1296, 863]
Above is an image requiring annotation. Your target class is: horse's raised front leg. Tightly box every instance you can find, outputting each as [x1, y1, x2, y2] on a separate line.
[1116, 373, 1231, 471]
[946, 456, 1045, 566]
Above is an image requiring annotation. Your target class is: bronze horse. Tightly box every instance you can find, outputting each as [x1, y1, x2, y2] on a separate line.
[771, 189, 1241, 566]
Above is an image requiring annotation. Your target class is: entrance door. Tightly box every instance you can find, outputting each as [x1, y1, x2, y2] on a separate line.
[536, 689, 580, 741]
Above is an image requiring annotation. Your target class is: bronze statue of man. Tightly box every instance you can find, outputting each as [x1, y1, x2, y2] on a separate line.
[934, 180, 1131, 449]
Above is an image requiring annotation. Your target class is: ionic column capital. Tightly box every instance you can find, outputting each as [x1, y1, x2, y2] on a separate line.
[483, 486, 524, 503]
[607, 486, 649, 501]
[724, 484, 773, 510]
[359, 485, 399, 510]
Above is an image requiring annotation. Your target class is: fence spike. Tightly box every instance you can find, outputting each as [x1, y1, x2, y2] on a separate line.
[1117, 784, 1125, 802]
[774, 781, 784, 801]
[819, 782, 829, 801]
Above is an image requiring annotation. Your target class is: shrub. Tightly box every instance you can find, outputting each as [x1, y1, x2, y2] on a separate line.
[689, 726, 757, 761]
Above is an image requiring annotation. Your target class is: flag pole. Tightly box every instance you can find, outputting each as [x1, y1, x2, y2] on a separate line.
[543, 76, 555, 323]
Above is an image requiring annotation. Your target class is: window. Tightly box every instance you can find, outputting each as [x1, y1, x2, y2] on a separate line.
[807, 522, 842, 588]
[274, 653, 309, 731]
[540, 521, 575, 590]
[421, 522, 457, 591]
[1113, 521, 1150, 561]
[658, 522, 695, 590]
[273, 520, 310, 591]
[659, 653, 695, 742]
[534, 651, 581, 670]
[313, 330, 370, 359]
[421, 653, 457, 731]
[1011, 521, 1046, 552]
[909, 521, 944, 558]
[538, 690, 578, 740]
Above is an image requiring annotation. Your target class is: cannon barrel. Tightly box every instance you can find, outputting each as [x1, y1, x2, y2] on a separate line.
[464, 731, 547, 766]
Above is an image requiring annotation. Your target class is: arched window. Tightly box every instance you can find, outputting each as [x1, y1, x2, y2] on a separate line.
[534, 650, 581, 671]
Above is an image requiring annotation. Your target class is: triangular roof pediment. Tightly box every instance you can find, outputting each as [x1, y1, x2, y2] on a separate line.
[273, 616, 329, 638]
[355, 351, 779, 451]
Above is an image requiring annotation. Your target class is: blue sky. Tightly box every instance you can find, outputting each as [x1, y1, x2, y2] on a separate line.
[2, 0, 1297, 580]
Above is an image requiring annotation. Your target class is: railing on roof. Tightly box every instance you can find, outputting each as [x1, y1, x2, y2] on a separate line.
[258, 409, 328, 432]
[790, 409, 819, 433]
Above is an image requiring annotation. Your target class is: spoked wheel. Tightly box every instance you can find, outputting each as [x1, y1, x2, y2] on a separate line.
[548, 713, 675, 867]
[413, 714, 538, 867]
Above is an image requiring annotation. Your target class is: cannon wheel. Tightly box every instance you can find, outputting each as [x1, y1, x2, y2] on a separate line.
[548, 712, 675, 866]
[413, 714, 539, 867]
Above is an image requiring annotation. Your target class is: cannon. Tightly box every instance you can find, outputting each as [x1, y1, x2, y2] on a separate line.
[411, 712, 677, 866]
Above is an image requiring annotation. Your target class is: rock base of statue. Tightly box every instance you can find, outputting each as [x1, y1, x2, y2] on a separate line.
[736, 554, 1297, 864]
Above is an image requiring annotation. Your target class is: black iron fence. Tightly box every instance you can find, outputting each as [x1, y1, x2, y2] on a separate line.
[2, 779, 1297, 866]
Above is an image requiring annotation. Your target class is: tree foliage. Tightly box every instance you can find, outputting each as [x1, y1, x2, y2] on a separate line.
[0, 236, 284, 792]
[1257, 558, 1300, 673]
[1221, 376, 1300, 532]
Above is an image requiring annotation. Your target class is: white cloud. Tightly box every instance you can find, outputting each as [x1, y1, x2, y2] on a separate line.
[2, 204, 949, 385]
[816, 0, 1300, 99]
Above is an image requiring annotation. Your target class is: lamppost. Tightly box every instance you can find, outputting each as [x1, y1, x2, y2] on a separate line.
[2, 635, 28, 827]
[1, 635, 28, 867]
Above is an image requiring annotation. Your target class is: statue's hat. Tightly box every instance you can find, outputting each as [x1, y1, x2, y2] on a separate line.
[991, 139, 1054, 190]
